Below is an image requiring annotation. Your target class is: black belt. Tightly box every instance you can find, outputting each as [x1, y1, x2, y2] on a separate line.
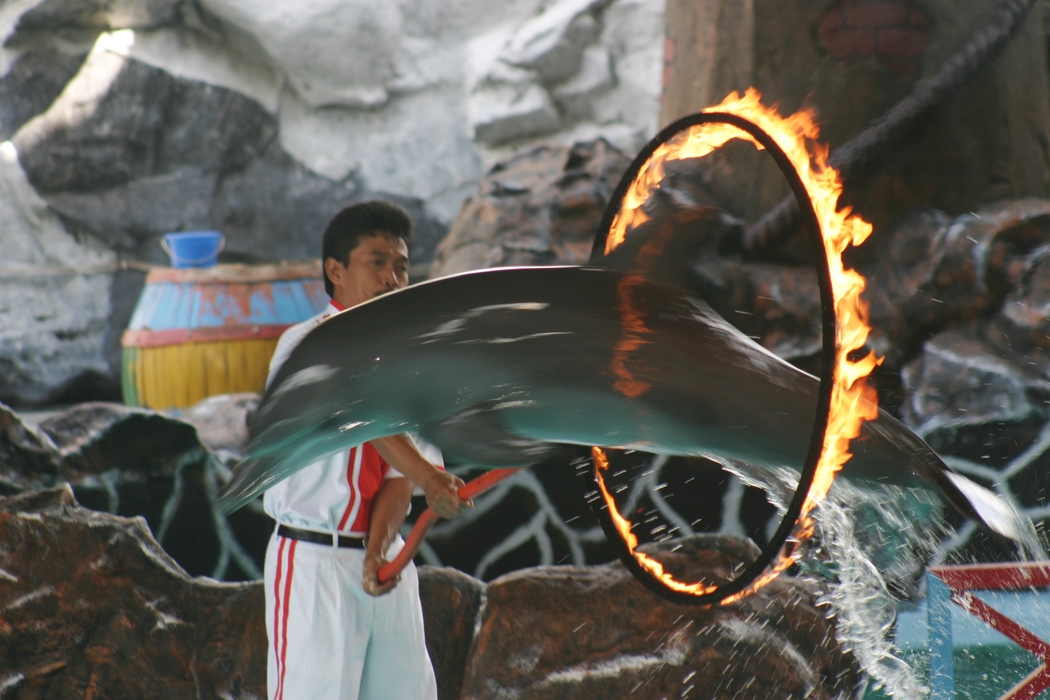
[277, 524, 366, 549]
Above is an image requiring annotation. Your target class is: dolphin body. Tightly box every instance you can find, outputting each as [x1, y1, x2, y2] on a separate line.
[217, 263, 1024, 544]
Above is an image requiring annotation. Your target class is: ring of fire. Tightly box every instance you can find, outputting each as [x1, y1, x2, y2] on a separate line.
[587, 89, 880, 606]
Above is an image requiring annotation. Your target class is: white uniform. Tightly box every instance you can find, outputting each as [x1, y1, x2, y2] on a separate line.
[263, 301, 439, 700]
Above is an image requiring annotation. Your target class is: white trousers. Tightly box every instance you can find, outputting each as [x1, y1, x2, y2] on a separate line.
[264, 531, 438, 700]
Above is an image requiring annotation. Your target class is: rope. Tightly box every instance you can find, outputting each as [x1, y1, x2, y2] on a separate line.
[0, 259, 156, 279]
[743, 0, 1039, 257]
[0, 259, 429, 280]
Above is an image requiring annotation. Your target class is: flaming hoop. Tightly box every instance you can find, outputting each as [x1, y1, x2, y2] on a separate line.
[588, 89, 880, 606]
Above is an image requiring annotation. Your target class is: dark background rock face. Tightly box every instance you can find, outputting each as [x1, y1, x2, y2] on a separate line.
[430, 139, 631, 277]
[0, 488, 859, 700]
[18, 59, 275, 197]
[10, 56, 449, 267]
[12, 0, 184, 34]
[0, 401, 270, 582]
[0, 48, 88, 141]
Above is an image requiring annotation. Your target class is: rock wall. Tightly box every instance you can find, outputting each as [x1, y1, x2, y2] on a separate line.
[0, 395, 780, 589]
[0, 400, 270, 582]
[430, 137, 632, 276]
[0, 486, 861, 700]
[0, 0, 666, 406]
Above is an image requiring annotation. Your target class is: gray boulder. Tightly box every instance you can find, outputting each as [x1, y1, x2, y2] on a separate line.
[0, 401, 268, 581]
[0, 485, 266, 700]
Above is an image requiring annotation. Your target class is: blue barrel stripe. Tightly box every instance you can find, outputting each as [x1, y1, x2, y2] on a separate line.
[305, 282, 328, 312]
[189, 284, 203, 330]
[268, 282, 305, 325]
[249, 286, 278, 325]
[175, 284, 195, 330]
[127, 272, 326, 333]
[285, 283, 313, 324]
[154, 283, 180, 331]
[128, 282, 164, 329]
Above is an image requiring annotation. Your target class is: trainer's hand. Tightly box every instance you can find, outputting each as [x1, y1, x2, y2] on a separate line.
[362, 550, 398, 596]
[421, 469, 472, 519]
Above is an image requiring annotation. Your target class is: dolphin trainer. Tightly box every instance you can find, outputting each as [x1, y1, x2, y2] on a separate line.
[216, 263, 1025, 545]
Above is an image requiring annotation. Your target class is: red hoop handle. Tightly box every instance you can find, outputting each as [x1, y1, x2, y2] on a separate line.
[377, 468, 521, 583]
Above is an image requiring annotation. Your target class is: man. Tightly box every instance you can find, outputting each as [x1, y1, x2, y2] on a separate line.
[263, 201, 469, 700]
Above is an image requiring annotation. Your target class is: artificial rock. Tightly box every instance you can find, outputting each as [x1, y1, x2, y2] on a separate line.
[902, 327, 1049, 441]
[0, 140, 116, 407]
[0, 0, 666, 407]
[0, 47, 88, 142]
[463, 535, 861, 699]
[860, 200, 1050, 364]
[0, 485, 266, 699]
[175, 392, 258, 456]
[11, 0, 184, 34]
[0, 400, 268, 581]
[430, 138, 631, 276]
[0, 487, 859, 700]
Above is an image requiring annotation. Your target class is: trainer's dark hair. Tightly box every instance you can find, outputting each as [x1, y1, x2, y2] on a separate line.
[322, 200, 413, 296]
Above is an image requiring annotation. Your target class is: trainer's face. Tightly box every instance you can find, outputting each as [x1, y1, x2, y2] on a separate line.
[326, 232, 409, 309]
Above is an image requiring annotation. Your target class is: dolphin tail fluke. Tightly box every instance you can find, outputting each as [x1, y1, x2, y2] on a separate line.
[857, 415, 1043, 554]
[939, 470, 1045, 556]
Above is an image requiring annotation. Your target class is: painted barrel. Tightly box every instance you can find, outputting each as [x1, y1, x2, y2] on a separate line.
[121, 261, 327, 410]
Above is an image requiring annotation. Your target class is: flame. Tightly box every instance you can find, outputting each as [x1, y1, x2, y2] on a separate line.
[597, 88, 882, 603]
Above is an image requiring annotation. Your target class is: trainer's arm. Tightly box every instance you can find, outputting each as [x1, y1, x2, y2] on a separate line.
[361, 477, 414, 596]
[371, 434, 470, 518]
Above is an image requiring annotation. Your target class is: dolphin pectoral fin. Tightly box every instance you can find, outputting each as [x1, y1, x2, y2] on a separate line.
[423, 404, 559, 468]
[216, 456, 275, 514]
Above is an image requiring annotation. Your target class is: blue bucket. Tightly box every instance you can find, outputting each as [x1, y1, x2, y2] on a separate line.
[161, 231, 225, 268]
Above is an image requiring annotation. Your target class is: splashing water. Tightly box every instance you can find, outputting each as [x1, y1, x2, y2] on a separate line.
[725, 463, 944, 697]
[814, 493, 934, 699]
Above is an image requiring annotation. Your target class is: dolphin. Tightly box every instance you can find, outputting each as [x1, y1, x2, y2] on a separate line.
[216, 260, 1026, 546]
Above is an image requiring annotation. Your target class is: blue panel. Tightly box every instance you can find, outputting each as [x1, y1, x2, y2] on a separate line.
[217, 285, 249, 326]
[286, 282, 315, 323]
[228, 286, 249, 325]
[926, 570, 955, 700]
